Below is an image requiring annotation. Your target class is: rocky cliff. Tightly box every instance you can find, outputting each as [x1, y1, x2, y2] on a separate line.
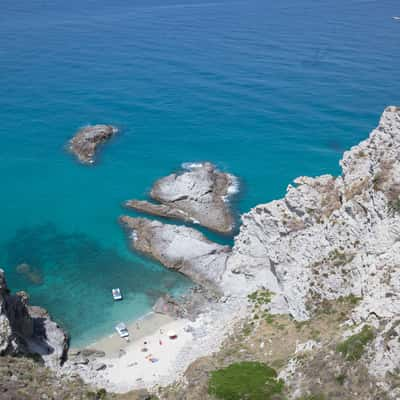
[223, 106, 400, 397]
[0, 269, 68, 368]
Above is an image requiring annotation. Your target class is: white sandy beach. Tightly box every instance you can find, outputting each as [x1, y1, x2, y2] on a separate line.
[69, 296, 248, 393]
[87, 313, 192, 392]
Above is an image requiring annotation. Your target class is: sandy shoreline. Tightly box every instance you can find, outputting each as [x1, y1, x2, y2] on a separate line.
[66, 296, 248, 393]
[83, 312, 175, 358]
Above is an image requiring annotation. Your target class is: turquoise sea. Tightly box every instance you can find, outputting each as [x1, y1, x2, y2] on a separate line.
[1, 0, 399, 346]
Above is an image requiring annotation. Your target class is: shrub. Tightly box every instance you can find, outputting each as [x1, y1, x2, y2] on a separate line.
[248, 289, 272, 305]
[208, 362, 284, 400]
[96, 388, 107, 399]
[388, 199, 400, 216]
[336, 325, 375, 361]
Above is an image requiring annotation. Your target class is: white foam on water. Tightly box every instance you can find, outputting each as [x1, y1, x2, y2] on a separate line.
[130, 230, 138, 242]
[227, 175, 240, 196]
[181, 162, 204, 171]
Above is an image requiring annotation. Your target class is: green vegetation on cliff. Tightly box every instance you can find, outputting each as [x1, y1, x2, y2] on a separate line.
[336, 325, 375, 361]
[208, 361, 284, 400]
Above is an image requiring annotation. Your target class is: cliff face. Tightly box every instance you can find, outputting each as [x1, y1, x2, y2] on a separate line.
[224, 106, 400, 396]
[0, 269, 68, 368]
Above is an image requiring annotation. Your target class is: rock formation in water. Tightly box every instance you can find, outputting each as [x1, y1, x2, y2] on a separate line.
[68, 124, 118, 165]
[222, 106, 400, 397]
[0, 269, 68, 368]
[16, 262, 43, 285]
[120, 216, 230, 292]
[125, 162, 237, 234]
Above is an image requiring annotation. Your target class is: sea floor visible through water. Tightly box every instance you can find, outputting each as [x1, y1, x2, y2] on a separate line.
[0, 0, 399, 346]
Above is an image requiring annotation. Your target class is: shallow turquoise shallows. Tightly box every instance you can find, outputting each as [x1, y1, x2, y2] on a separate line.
[1, 0, 399, 346]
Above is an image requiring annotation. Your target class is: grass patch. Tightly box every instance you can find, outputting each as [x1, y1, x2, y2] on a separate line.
[339, 294, 362, 305]
[335, 373, 346, 385]
[388, 199, 400, 216]
[336, 325, 375, 361]
[208, 362, 284, 400]
[248, 289, 273, 306]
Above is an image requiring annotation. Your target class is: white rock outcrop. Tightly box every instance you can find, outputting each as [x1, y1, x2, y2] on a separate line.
[125, 162, 237, 234]
[0, 269, 68, 368]
[120, 216, 230, 292]
[225, 106, 400, 393]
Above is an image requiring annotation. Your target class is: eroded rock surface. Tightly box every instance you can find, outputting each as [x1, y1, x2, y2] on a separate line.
[68, 124, 118, 164]
[120, 216, 230, 292]
[125, 162, 237, 234]
[223, 106, 400, 397]
[0, 269, 68, 368]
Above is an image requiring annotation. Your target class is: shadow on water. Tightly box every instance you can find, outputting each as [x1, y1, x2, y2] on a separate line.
[3, 223, 191, 345]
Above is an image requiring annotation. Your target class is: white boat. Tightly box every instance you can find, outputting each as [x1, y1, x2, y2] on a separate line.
[112, 288, 122, 301]
[115, 322, 129, 338]
[393, 16, 400, 20]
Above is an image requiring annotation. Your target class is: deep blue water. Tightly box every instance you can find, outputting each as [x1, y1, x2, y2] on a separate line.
[1, 0, 399, 345]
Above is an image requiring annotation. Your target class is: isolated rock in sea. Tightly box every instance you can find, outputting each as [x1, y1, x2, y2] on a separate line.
[224, 106, 400, 397]
[68, 124, 118, 164]
[120, 216, 230, 292]
[125, 162, 238, 234]
[0, 269, 68, 367]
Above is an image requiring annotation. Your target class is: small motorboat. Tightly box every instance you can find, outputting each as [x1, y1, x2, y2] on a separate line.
[393, 16, 400, 20]
[115, 322, 129, 339]
[112, 288, 122, 301]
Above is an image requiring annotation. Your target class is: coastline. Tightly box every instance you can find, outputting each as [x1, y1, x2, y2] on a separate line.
[84, 312, 177, 357]
[66, 295, 248, 393]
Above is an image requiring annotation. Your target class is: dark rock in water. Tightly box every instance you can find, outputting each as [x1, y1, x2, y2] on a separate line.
[80, 348, 106, 358]
[153, 294, 182, 317]
[16, 263, 43, 285]
[0, 268, 68, 368]
[152, 290, 210, 320]
[68, 124, 118, 165]
[125, 162, 238, 234]
[119, 216, 230, 293]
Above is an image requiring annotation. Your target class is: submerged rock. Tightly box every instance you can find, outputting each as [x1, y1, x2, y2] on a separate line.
[125, 162, 238, 234]
[0, 269, 68, 368]
[153, 294, 182, 317]
[16, 263, 43, 285]
[120, 216, 230, 292]
[68, 124, 118, 165]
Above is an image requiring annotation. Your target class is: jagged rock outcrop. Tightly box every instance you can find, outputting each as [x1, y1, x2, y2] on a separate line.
[68, 124, 118, 165]
[125, 162, 238, 234]
[224, 106, 400, 397]
[120, 216, 230, 292]
[0, 269, 68, 368]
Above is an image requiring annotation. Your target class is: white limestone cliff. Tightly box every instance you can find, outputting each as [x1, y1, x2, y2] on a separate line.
[224, 106, 400, 395]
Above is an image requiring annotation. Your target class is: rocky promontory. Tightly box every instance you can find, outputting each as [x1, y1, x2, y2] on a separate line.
[119, 216, 230, 292]
[125, 162, 237, 234]
[222, 106, 400, 397]
[68, 124, 118, 165]
[0, 269, 68, 368]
